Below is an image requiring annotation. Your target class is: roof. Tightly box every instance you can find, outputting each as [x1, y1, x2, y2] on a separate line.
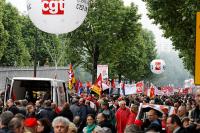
[12, 77, 65, 82]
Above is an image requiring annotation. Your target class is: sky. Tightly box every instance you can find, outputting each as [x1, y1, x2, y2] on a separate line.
[6, 0, 172, 52]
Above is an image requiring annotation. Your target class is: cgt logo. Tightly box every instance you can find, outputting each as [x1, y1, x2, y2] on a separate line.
[42, 0, 65, 15]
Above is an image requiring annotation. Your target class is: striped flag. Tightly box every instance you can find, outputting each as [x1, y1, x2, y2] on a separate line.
[68, 63, 75, 89]
[91, 74, 102, 96]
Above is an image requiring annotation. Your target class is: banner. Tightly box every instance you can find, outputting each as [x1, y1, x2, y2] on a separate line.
[136, 81, 144, 94]
[97, 65, 108, 80]
[124, 84, 137, 95]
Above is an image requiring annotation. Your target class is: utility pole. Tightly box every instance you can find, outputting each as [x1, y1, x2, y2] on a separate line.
[34, 29, 38, 77]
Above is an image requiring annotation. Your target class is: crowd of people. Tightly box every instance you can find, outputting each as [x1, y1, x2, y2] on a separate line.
[0, 88, 200, 133]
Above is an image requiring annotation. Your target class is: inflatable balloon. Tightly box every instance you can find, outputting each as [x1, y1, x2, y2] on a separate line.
[27, 0, 89, 34]
[150, 59, 166, 74]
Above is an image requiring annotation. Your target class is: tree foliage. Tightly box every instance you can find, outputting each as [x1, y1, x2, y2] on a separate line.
[20, 16, 70, 67]
[143, 0, 200, 74]
[0, 1, 157, 83]
[0, 3, 30, 66]
[0, 0, 8, 60]
[66, 1, 156, 82]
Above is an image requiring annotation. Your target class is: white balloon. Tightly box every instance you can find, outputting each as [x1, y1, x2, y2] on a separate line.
[27, 0, 89, 34]
[150, 59, 166, 74]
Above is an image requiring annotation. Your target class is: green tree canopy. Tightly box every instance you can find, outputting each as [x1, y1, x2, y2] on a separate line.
[0, 3, 30, 66]
[143, 0, 200, 74]
[0, 0, 8, 60]
[66, 1, 156, 82]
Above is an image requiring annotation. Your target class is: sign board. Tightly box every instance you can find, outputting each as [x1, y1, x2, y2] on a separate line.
[97, 65, 108, 80]
[195, 12, 200, 85]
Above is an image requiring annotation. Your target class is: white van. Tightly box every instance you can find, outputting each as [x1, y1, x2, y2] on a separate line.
[4, 77, 69, 108]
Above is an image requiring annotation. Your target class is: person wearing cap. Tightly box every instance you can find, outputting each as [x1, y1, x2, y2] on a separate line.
[24, 117, 37, 133]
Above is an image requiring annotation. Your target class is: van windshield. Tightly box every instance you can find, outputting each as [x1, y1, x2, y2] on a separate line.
[11, 80, 52, 103]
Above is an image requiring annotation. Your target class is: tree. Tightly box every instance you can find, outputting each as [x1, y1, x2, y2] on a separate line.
[143, 0, 200, 74]
[66, 0, 126, 82]
[0, 3, 30, 66]
[66, 1, 156, 82]
[0, 0, 8, 60]
[20, 16, 70, 67]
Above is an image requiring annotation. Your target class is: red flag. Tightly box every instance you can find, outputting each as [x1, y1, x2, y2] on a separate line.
[136, 81, 144, 94]
[91, 74, 102, 96]
[75, 80, 80, 93]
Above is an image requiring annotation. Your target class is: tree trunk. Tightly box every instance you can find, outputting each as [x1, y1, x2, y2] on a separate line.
[118, 73, 121, 83]
[92, 44, 99, 83]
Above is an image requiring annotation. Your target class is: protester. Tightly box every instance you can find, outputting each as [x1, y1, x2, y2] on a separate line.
[96, 113, 113, 133]
[0, 111, 14, 133]
[52, 116, 70, 133]
[166, 114, 185, 133]
[115, 100, 130, 133]
[1, 84, 200, 133]
[8, 117, 24, 133]
[36, 118, 52, 133]
[24, 117, 37, 133]
[145, 109, 162, 132]
[37, 100, 56, 122]
[126, 103, 138, 125]
[7, 99, 19, 115]
[58, 102, 73, 122]
[70, 98, 80, 117]
[26, 104, 35, 118]
[181, 117, 190, 128]
[67, 122, 77, 133]
[177, 105, 187, 120]
[83, 114, 100, 133]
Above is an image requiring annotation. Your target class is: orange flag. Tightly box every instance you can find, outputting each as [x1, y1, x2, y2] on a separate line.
[91, 74, 102, 96]
[68, 63, 75, 89]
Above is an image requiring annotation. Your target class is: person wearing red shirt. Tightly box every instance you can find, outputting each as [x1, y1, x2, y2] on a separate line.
[127, 103, 138, 125]
[115, 100, 130, 133]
